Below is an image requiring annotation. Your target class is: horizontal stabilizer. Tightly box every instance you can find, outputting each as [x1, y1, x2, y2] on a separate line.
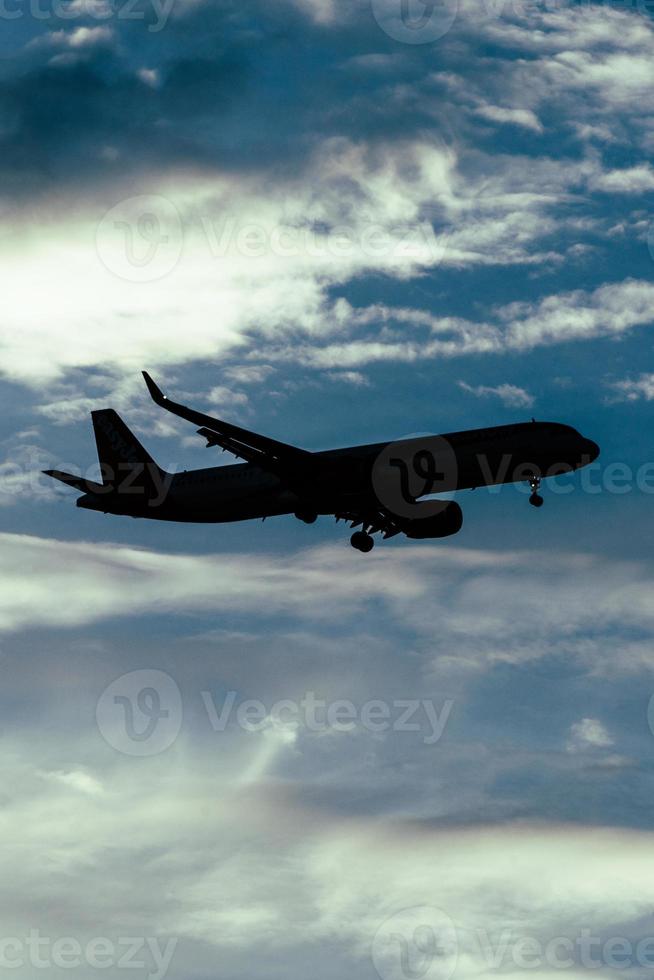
[43, 470, 107, 494]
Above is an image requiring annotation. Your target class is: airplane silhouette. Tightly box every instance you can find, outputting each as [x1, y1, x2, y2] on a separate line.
[45, 371, 600, 552]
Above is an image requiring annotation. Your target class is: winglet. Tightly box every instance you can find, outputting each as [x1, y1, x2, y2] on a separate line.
[142, 371, 167, 404]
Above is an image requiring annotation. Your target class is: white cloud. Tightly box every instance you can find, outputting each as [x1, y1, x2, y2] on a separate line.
[567, 717, 614, 752]
[137, 67, 161, 88]
[206, 385, 249, 409]
[265, 279, 654, 369]
[326, 370, 370, 386]
[4, 0, 654, 404]
[0, 730, 653, 980]
[41, 767, 105, 795]
[474, 104, 544, 133]
[288, 0, 340, 24]
[0, 129, 639, 393]
[223, 364, 275, 385]
[504, 279, 654, 350]
[2, 534, 654, 680]
[458, 381, 534, 408]
[0, 138, 457, 387]
[0, 533, 429, 633]
[29, 25, 114, 49]
[590, 164, 654, 193]
[610, 373, 654, 402]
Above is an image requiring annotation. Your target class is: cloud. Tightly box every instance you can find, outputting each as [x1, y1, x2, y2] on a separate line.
[567, 717, 614, 752]
[609, 373, 654, 402]
[136, 67, 161, 88]
[473, 104, 544, 134]
[263, 279, 654, 370]
[4, 129, 605, 392]
[326, 370, 370, 386]
[222, 364, 275, 385]
[503, 279, 654, 349]
[28, 26, 115, 50]
[2, 0, 654, 398]
[2, 3, 654, 975]
[566, 718, 634, 770]
[41, 767, 105, 795]
[0, 725, 653, 980]
[206, 385, 249, 409]
[458, 381, 534, 408]
[590, 164, 654, 193]
[2, 533, 654, 682]
[0, 137, 455, 387]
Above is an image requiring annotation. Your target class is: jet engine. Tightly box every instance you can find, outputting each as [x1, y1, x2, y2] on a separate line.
[399, 500, 463, 539]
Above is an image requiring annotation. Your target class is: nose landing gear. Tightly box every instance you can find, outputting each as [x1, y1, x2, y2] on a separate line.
[528, 475, 543, 508]
[350, 530, 375, 552]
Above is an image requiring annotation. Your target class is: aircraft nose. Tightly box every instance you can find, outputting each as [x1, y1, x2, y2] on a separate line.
[582, 438, 600, 462]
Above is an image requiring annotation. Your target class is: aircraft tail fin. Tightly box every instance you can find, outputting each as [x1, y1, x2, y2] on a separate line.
[91, 409, 165, 492]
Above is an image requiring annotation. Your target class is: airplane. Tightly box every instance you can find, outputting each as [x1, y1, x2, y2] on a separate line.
[44, 371, 600, 553]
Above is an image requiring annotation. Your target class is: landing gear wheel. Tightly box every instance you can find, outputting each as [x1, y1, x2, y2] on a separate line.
[527, 474, 542, 508]
[350, 531, 374, 552]
[295, 511, 317, 524]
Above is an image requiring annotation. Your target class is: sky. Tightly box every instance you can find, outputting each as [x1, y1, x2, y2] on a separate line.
[2, 0, 654, 977]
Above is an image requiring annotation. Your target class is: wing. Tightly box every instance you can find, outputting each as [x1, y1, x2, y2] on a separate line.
[142, 372, 312, 476]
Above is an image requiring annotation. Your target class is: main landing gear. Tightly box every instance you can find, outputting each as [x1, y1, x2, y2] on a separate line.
[528, 475, 544, 508]
[294, 510, 317, 524]
[350, 530, 375, 552]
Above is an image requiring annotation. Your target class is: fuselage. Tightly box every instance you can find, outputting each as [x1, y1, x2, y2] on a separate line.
[77, 420, 600, 524]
